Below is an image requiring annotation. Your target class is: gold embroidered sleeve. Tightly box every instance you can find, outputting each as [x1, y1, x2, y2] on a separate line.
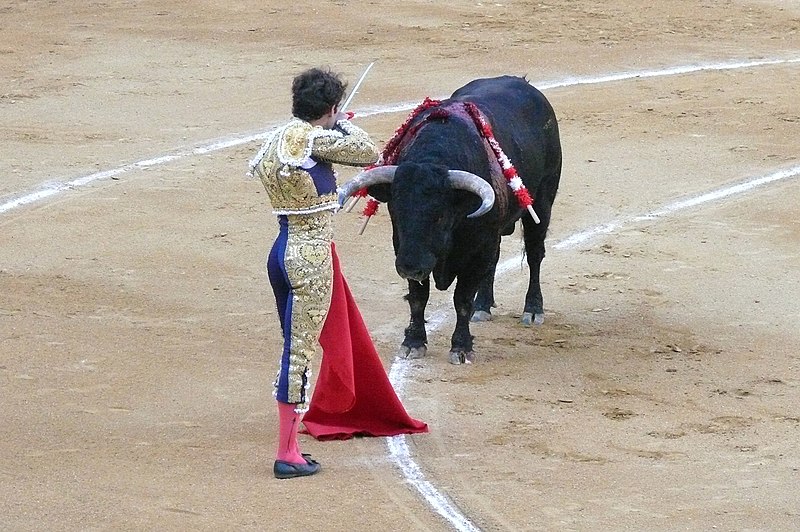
[311, 121, 379, 167]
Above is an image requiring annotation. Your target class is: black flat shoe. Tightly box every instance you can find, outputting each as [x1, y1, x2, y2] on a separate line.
[274, 459, 321, 479]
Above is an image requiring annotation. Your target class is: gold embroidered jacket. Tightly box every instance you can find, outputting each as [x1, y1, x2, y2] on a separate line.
[250, 118, 378, 215]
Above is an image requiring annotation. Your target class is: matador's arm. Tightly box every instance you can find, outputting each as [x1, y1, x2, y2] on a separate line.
[311, 120, 379, 167]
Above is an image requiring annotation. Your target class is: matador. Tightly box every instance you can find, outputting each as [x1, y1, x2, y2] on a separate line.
[248, 67, 378, 479]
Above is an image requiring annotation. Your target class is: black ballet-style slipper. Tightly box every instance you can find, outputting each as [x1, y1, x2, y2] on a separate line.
[273, 459, 321, 479]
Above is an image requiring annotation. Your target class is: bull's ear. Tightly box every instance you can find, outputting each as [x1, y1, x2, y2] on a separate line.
[367, 183, 391, 203]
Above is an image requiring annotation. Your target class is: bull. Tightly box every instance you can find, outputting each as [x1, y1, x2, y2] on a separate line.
[338, 75, 561, 364]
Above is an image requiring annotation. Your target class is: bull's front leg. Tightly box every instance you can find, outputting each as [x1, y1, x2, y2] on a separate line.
[450, 278, 478, 365]
[400, 277, 430, 359]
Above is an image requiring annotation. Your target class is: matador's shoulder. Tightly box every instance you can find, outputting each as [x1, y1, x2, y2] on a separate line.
[278, 119, 338, 166]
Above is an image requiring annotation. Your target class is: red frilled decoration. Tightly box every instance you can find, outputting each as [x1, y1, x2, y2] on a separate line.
[462, 102, 537, 219]
[302, 244, 429, 440]
[362, 197, 379, 217]
[354, 97, 540, 230]
[381, 97, 443, 165]
[357, 196, 380, 235]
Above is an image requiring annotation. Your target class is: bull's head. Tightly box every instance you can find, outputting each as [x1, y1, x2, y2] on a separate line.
[338, 163, 495, 282]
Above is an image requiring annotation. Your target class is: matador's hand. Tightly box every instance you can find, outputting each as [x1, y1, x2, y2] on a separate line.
[336, 111, 355, 122]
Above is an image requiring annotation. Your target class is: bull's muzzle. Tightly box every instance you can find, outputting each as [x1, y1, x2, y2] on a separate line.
[395, 255, 433, 283]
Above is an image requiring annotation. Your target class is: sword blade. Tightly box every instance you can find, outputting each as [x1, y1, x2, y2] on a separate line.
[341, 62, 375, 111]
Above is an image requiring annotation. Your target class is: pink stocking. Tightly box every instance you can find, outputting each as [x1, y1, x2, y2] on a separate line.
[276, 401, 305, 464]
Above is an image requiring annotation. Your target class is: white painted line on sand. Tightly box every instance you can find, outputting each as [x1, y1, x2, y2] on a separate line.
[387, 360, 481, 532]
[537, 57, 800, 90]
[1, 156, 179, 214]
[551, 164, 800, 252]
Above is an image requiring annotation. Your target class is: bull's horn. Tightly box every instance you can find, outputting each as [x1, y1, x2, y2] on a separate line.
[337, 165, 398, 207]
[448, 170, 495, 218]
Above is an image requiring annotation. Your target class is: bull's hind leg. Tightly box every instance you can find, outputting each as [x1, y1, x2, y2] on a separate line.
[471, 263, 496, 322]
[400, 278, 430, 359]
[520, 204, 552, 326]
[472, 236, 503, 322]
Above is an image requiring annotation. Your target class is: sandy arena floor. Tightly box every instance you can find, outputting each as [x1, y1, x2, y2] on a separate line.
[2, 1, 799, 530]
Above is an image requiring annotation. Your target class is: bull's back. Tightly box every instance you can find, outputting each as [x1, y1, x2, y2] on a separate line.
[450, 75, 553, 127]
[449, 76, 561, 198]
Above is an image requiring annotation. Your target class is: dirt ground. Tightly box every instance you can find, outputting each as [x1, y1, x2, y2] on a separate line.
[2, 1, 799, 530]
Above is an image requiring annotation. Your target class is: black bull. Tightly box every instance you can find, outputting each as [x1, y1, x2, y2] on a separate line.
[339, 75, 561, 364]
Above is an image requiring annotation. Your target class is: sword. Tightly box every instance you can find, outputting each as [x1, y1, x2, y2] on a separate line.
[340, 62, 375, 112]
[340, 62, 375, 212]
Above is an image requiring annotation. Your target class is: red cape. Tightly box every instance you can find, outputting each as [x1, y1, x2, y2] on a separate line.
[302, 245, 428, 440]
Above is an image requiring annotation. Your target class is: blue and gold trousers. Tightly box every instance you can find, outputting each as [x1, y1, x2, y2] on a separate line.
[267, 212, 333, 412]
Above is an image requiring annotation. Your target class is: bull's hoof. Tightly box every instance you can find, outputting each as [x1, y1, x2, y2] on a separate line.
[471, 310, 492, 322]
[399, 344, 427, 359]
[449, 350, 476, 365]
[521, 312, 545, 326]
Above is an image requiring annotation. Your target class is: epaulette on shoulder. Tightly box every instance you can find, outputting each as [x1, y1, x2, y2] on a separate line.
[277, 119, 316, 166]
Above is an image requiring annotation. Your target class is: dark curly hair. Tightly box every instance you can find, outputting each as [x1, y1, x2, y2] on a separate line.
[291, 67, 347, 121]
